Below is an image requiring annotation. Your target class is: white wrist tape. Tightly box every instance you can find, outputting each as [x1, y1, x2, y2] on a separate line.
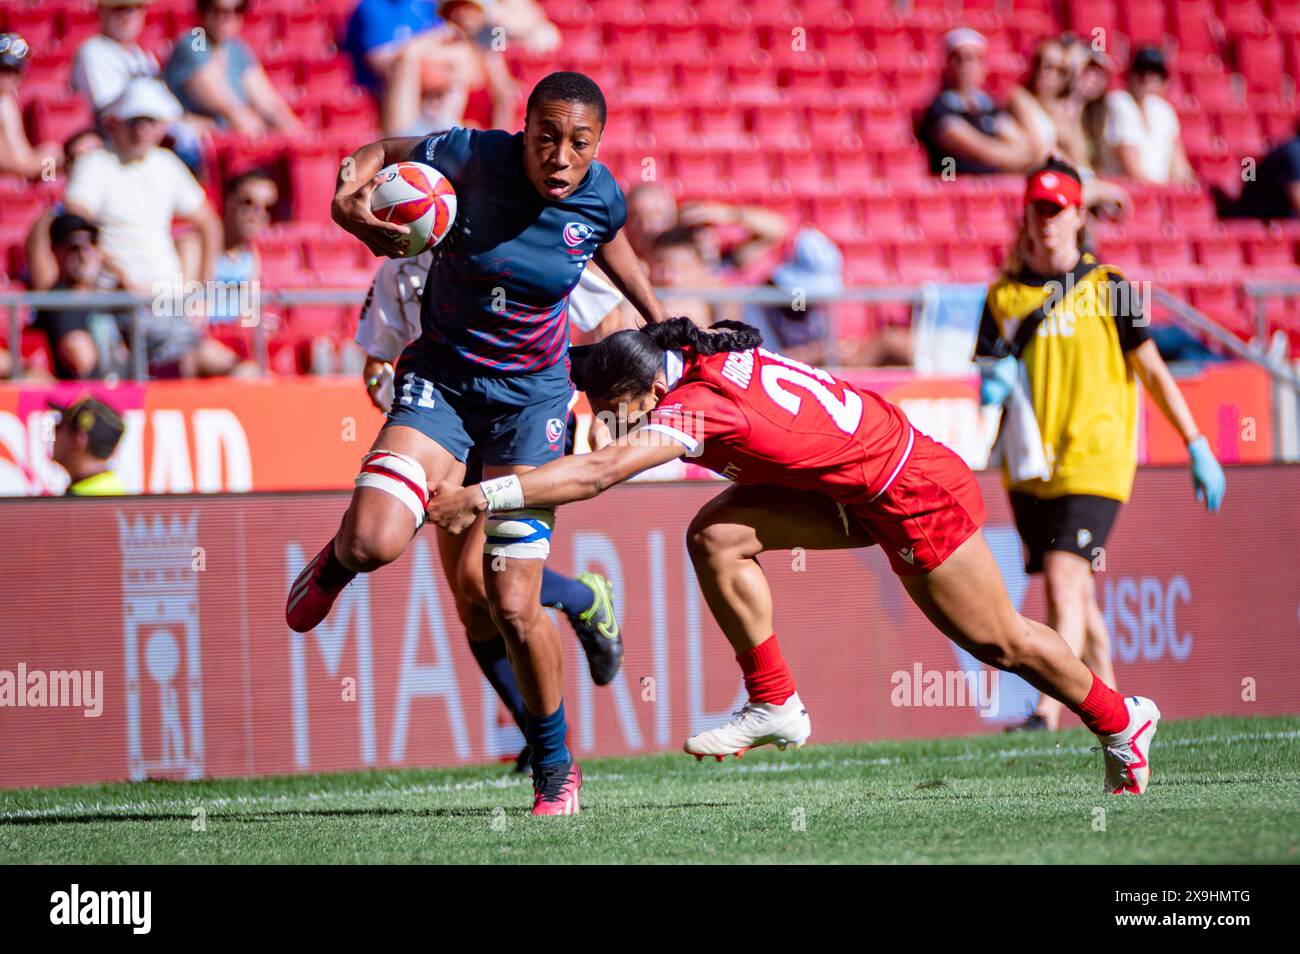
[479, 475, 524, 512]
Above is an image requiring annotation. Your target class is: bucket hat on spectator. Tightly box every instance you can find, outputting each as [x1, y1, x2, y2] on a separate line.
[107, 77, 182, 123]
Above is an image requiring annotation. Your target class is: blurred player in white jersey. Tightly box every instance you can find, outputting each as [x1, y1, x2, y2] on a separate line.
[355, 253, 626, 770]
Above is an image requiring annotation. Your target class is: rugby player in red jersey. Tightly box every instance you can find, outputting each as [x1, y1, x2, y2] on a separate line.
[428, 318, 1161, 795]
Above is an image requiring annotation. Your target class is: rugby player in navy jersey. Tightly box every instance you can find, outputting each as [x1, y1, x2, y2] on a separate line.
[286, 72, 668, 815]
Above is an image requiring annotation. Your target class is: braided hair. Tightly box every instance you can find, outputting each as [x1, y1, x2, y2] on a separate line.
[571, 317, 762, 401]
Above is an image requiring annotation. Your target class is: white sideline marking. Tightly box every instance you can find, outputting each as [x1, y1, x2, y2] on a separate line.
[0, 730, 1294, 821]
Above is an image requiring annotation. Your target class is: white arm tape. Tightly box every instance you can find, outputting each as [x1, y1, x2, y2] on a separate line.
[479, 475, 524, 512]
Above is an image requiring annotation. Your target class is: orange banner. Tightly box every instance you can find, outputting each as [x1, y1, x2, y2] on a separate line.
[0, 362, 1276, 495]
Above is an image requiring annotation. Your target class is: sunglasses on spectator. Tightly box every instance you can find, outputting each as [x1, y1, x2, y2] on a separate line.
[0, 34, 30, 65]
[235, 193, 275, 211]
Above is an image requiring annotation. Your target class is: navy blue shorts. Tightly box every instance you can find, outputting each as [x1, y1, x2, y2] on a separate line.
[389, 340, 572, 471]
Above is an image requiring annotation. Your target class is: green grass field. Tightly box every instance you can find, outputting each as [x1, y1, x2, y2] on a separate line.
[2, 715, 1296, 864]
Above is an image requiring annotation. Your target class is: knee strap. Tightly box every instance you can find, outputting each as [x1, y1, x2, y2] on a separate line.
[355, 450, 428, 527]
[484, 508, 554, 559]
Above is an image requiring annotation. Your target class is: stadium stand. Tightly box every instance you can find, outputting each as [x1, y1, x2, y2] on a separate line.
[3, 0, 1300, 373]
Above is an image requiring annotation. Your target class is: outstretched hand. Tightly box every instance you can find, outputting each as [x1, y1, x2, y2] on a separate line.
[426, 481, 487, 534]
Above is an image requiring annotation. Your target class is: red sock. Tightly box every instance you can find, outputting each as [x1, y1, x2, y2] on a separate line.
[737, 635, 797, 705]
[1071, 672, 1129, 736]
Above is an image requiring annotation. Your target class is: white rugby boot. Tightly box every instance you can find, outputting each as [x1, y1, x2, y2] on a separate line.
[684, 692, 811, 761]
[1096, 695, 1161, 795]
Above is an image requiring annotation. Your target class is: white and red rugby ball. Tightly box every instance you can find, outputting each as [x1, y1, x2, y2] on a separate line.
[370, 161, 458, 256]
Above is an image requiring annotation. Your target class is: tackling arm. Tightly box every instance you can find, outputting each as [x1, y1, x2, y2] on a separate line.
[427, 432, 686, 532]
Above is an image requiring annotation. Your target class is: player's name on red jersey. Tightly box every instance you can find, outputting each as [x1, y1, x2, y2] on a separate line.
[644, 347, 915, 503]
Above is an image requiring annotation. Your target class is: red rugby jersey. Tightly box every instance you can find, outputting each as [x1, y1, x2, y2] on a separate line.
[642, 347, 915, 504]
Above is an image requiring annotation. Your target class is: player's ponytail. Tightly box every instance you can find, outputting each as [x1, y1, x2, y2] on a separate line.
[572, 317, 762, 401]
[643, 317, 763, 356]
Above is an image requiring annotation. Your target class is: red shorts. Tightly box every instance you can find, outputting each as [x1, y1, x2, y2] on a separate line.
[844, 430, 987, 576]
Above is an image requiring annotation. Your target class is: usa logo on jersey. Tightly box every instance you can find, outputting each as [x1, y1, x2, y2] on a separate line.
[563, 222, 594, 247]
[545, 417, 565, 443]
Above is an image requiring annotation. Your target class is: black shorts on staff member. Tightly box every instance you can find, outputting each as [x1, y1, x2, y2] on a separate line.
[1009, 492, 1121, 574]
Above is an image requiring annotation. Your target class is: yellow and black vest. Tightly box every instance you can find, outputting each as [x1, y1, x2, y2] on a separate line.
[976, 253, 1151, 502]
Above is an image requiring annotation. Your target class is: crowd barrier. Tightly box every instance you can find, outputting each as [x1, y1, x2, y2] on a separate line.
[1, 465, 1296, 789]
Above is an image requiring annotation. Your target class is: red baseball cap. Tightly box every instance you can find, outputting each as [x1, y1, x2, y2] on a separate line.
[1025, 167, 1083, 209]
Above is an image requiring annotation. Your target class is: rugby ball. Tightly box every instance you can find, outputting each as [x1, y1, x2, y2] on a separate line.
[370, 161, 457, 257]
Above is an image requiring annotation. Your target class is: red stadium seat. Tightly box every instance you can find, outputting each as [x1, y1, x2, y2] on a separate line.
[1122, 0, 1169, 46]
[695, 100, 747, 139]
[1172, 1, 1225, 57]
[1143, 227, 1195, 266]
[724, 150, 776, 193]
[1220, 0, 1269, 33]
[749, 103, 806, 140]
[862, 191, 907, 233]
[811, 193, 866, 242]
[1242, 230, 1297, 268]
[1232, 29, 1286, 94]
[1195, 228, 1247, 269]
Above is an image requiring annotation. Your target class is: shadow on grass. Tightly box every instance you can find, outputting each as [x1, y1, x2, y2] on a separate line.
[0, 800, 736, 826]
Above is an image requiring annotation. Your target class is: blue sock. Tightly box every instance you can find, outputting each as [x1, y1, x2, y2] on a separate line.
[467, 636, 525, 732]
[525, 701, 571, 769]
[541, 567, 595, 617]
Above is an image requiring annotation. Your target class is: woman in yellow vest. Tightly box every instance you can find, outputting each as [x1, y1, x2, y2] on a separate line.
[976, 158, 1225, 732]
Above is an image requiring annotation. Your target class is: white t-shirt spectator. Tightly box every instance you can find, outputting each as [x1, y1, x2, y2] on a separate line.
[1103, 90, 1181, 183]
[71, 35, 163, 112]
[64, 146, 206, 288]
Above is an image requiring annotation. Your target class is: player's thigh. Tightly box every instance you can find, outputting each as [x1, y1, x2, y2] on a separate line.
[899, 531, 1021, 650]
[344, 424, 466, 556]
[688, 484, 876, 561]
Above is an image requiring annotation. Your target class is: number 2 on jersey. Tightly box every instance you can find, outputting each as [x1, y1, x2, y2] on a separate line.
[758, 349, 863, 434]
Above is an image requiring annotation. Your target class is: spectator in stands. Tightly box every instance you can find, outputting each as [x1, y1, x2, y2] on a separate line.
[72, 0, 208, 172]
[644, 227, 740, 330]
[676, 199, 791, 279]
[491, 0, 560, 55]
[745, 228, 844, 366]
[1008, 38, 1082, 165]
[0, 33, 59, 180]
[72, 0, 170, 113]
[164, 0, 304, 137]
[1100, 47, 1195, 185]
[49, 395, 127, 495]
[211, 168, 277, 322]
[1214, 129, 1300, 220]
[432, 0, 516, 130]
[625, 183, 679, 260]
[65, 79, 221, 291]
[344, 0, 453, 134]
[32, 214, 131, 380]
[918, 27, 1044, 177]
[26, 130, 108, 291]
[64, 79, 238, 377]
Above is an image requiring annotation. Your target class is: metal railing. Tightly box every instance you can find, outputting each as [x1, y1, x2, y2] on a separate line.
[0, 284, 929, 380]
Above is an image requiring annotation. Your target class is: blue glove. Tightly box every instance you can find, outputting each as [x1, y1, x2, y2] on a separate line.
[979, 355, 1019, 407]
[1187, 436, 1225, 513]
